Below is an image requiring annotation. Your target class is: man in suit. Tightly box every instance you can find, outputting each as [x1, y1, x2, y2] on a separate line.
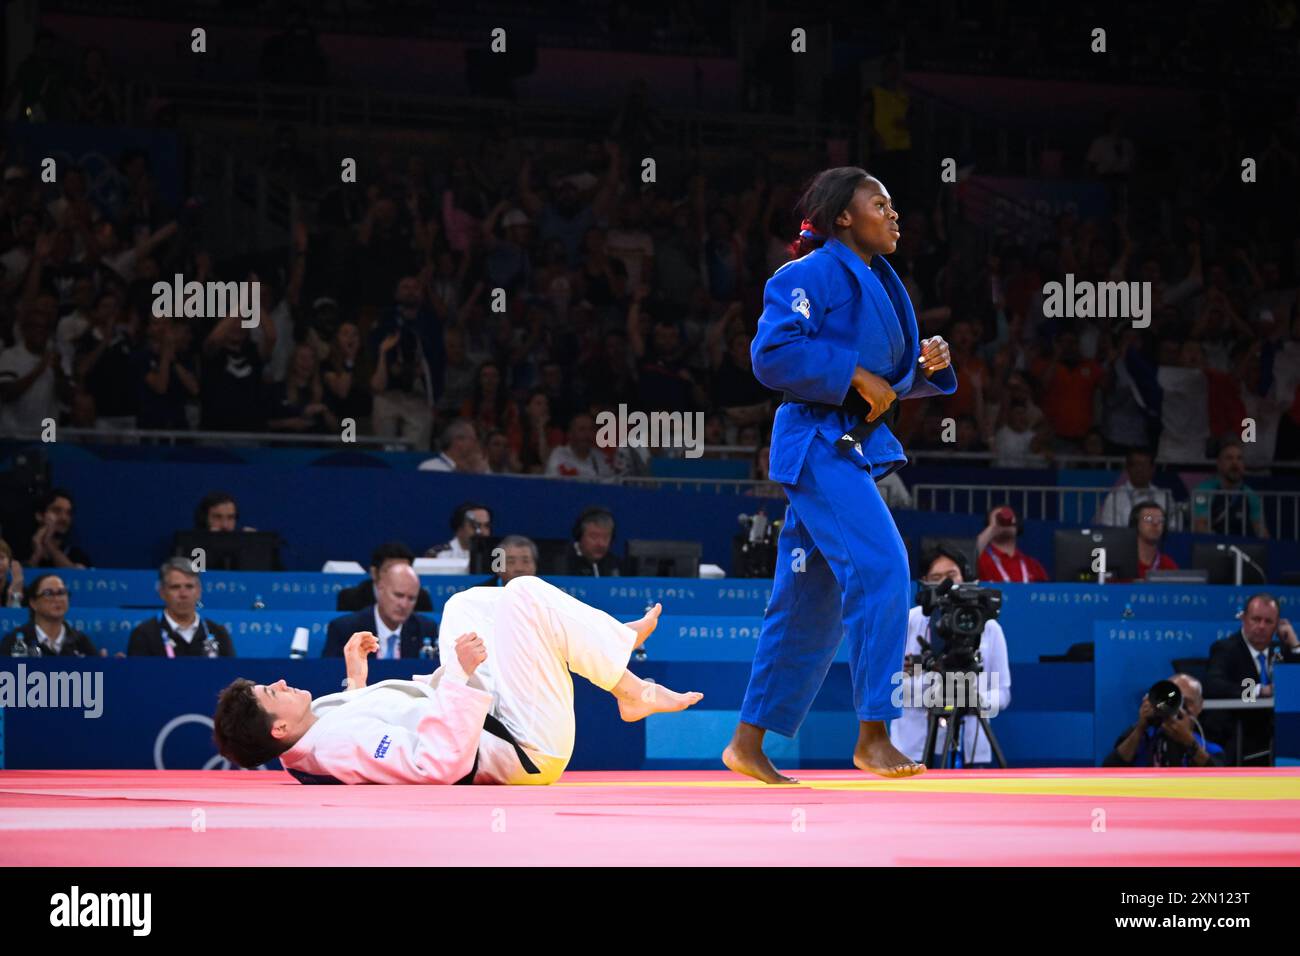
[336, 540, 434, 612]
[1204, 592, 1300, 764]
[127, 558, 236, 657]
[324, 562, 438, 659]
[0, 573, 98, 656]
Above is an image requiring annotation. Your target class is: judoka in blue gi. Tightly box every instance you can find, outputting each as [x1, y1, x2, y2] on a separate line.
[722, 167, 956, 784]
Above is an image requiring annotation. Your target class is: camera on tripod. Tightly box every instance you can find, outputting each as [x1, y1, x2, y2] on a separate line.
[914, 578, 1002, 673]
[912, 578, 1008, 769]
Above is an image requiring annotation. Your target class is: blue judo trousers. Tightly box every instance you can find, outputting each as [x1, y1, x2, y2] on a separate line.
[741, 236, 957, 735]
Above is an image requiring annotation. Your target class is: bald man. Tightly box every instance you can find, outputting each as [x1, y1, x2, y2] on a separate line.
[323, 563, 440, 659]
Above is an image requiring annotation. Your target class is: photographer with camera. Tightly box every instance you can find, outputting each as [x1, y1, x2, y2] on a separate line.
[1104, 673, 1224, 767]
[889, 547, 1011, 767]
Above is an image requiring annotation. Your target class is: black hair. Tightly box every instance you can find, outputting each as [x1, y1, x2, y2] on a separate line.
[573, 505, 616, 541]
[450, 501, 492, 535]
[1128, 501, 1165, 529]
[919, 546, 973, 583]
[468, 360, 509, 414]
[790, 166, 874, 258]
[38, 487, 75, 514]
[369, 540, 415, 570]
[25, 572, 63, 614]
[213, 678, 289, 769]
[194, 491, 238, 529]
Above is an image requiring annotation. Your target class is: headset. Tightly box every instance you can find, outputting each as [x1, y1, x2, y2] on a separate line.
[572, 506, 616, 545]
[1128, 501, 1166, 530]
[918, 546, 973, 584]
[194, 491, 238, 530]
[450, 501, 492, 536]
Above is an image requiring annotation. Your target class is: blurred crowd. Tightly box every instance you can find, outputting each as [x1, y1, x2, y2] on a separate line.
[2, 17, 1299, 484]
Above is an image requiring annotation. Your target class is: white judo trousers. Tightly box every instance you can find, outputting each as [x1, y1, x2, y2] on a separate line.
[436, 575, 638, 784]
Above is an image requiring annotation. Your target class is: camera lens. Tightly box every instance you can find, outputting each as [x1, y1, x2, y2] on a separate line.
[1146, 679, 1182, 719]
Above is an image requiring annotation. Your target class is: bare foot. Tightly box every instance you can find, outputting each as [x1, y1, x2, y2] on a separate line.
[852, 738, 926, 778]
[722, 725, 799, 784]
[616, 680, 702, 722]
[625, 602, 661, 650]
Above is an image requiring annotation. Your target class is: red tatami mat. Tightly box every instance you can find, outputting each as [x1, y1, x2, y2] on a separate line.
[3, 768, 1298, 866]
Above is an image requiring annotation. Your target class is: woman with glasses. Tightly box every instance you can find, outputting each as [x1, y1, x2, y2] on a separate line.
[1, 573, 98, 657]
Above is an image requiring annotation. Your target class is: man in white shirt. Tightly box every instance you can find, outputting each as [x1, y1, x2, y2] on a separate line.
[213, 576, 702, 784]
[1085, 113, 1135, 177]
[889, 548, 1011, 767]
[546, 412, 614, 478]
[0, 298, 60, 434]
[92, 218, 178, 283]
[425, 501, 492, 559]
[1093, 448, 1178, 529]
[126, 558, 236, 657]
[992, 401, 1041, 468]
[1156, 342, 1210, 464]
[418, 419, 488, 473]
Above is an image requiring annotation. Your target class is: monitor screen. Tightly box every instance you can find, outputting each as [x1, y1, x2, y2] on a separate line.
[1053, 528, 1139, 582]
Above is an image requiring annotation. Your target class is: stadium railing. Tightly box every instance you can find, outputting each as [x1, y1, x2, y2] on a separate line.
[914, 483, 1300, 540]
[1, 426, 416, 450]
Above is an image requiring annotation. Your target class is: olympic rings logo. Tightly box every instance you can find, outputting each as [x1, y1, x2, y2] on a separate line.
[153, 713, 269, 771]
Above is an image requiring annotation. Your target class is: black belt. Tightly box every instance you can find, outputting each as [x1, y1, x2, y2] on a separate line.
[781, 389, 900, 453]
[456, 712, 542, 784]
[286, 710, 541, 785]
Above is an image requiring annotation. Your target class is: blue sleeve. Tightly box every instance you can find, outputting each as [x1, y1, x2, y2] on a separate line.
[750, 259, 858, 405]
[899, 363, 957, 400]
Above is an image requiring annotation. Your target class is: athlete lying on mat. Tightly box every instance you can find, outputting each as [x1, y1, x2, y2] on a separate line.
[213, 576, 702, 784]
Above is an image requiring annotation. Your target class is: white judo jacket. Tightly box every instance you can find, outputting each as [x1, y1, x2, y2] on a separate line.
[279, 673, 493, 784]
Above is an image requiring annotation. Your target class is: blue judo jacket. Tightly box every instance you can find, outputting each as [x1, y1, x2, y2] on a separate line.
[752, 236, 957, 482]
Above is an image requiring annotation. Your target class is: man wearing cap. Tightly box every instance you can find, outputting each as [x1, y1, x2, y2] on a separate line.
[481, 202, 533, 294]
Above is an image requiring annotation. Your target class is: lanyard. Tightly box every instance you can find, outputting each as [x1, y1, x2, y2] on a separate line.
[986, 547, 1030, 583]
[162, 616, 207, 655]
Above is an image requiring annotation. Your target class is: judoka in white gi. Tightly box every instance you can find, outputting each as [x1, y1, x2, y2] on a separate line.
[213, 576, 702, 784]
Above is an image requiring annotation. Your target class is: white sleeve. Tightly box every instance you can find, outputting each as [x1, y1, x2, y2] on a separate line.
[980, 621, 1012, 715]
[0, 349, 21, 383]
[310, 680, 493, 784]
[544, 447, 565, 475]
[902, 609, 926, 703]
